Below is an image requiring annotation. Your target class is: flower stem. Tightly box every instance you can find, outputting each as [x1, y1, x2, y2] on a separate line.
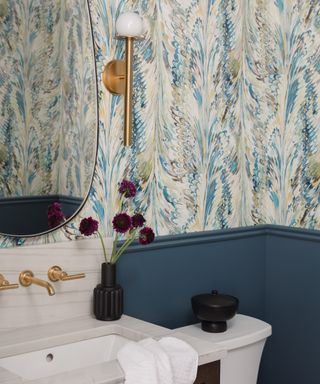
[110, 188, 136, 264]
[111, 230, 137, 264]
[111, 232, 119, 260]
[119, 194, 125, 211]
[97, 230, 108, 263]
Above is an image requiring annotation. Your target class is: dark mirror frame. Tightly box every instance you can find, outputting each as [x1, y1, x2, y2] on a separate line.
[0, 0, 99, 238]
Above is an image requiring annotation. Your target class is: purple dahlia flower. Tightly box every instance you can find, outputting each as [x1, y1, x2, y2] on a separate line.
[48, 202, 65, 229]
[139, 227, 155, 245]
[48, 202, 63, 216]
[118, 180, 137, 198]
[48, 212, 65, 228]
[112, 213, 132, 233]
[79, 217, 99, 236]
[131, 213, 146, 228]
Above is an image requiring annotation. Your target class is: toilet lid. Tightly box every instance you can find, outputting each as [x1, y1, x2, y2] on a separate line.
[176, 314, 272, 351]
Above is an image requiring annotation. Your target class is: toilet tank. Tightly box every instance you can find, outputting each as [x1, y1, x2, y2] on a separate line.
[177, 314, 272, 384]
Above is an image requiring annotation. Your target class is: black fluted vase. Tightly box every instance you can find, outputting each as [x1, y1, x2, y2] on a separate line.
[93, 262, 123, 321]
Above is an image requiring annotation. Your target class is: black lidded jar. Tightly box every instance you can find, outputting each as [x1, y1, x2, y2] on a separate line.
[191, 290, 239, 333]
[93, 262, 123, 321]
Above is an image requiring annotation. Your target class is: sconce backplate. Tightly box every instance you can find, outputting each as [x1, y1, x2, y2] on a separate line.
[103, 60, 126, 95]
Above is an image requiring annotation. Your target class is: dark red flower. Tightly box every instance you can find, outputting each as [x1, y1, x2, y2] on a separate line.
[48, 212, 65, 228]
[48, 202, 65, 228]
[48, 202, 63, 216]
[79, 217, 99, 236]
[131, 213, 146, 228]
[118, 179, 137, 198]
[139, 227, 155, 245]
[112, 213, 132, 233]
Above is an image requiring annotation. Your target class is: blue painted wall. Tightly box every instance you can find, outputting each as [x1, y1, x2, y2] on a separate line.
[117, 227, 266, 329]
[116, 225, 320, 384]
[264, 229, 320, 384]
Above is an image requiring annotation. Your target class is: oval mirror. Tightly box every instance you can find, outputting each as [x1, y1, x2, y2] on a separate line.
[0, 0, 98, 237]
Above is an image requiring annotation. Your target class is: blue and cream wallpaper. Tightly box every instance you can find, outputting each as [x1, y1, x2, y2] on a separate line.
[0, 0, 96, 199]
[0, 0, 320, 247]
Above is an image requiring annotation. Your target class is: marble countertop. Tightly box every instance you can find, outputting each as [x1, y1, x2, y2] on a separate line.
[0, 315, 226, 384]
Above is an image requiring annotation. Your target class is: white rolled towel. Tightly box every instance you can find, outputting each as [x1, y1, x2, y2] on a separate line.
[139, 338, 174, 384]
[117, 341, 159, 384]
[159, 336, 198, 384]
[117, 336, 198, 384]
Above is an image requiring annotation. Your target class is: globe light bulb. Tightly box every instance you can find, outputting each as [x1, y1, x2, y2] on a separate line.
[116, 12, 144, 38]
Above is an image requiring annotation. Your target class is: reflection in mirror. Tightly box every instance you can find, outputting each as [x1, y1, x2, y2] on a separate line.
[0, 0, 97, 236]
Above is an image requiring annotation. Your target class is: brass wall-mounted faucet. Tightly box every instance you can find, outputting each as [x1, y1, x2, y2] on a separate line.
[48, 266, 85, 282]
[0, 274, 19, 291]
[19, 270, 55, 296]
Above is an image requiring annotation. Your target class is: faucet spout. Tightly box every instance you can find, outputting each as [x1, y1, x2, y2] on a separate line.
[19, 270, 55, 296]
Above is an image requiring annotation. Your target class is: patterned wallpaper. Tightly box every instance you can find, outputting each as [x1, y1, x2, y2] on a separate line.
[0, 0, 96, 199]
[0, 0, 320, 248]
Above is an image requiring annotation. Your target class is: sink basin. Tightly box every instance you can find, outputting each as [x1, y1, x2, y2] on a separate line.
[0, 334, 130, 380]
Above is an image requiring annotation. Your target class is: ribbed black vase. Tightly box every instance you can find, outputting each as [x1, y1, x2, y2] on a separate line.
[93, 262, 123, 321]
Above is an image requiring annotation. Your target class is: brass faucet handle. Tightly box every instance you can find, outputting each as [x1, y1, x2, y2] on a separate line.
[0, 274, 19, 290]
[48, 266, 86, 282]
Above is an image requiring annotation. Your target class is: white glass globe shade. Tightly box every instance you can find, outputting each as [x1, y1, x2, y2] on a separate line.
[116, 12, 144, 37]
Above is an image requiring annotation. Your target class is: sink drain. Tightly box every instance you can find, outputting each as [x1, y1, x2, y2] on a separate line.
[46, 353, 54, 362]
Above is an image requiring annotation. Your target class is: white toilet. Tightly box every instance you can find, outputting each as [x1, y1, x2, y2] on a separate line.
[177, 314, 271, 384]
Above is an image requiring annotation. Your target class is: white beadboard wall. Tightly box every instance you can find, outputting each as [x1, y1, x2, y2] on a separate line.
[0, 237, 113, 330]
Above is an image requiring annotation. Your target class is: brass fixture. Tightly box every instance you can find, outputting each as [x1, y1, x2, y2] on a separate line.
[48, 266, 85, 282]
[103, 38, 133, 146]
[102, 12, 144, 146]
[19, 270, 55, 296]
[0, 274, 19, 291]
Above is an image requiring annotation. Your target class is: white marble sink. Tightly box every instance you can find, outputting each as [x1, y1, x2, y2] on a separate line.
[0, 315, 226, 384]
[0, 334, 130, 380]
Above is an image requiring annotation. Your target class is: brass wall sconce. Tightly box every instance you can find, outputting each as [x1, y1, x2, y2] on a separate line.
[102, 12, 144, 146]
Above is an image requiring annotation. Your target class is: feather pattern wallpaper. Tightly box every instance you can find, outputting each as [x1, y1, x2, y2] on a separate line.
[0, 0, 96, 199]
[0, 0, 320, 247]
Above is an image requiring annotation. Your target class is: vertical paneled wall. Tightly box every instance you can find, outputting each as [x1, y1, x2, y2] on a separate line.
[264, 231, 320, 384]
[0, 0, 320, 246]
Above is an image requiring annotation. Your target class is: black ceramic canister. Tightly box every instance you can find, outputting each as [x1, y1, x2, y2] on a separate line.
[93, 262, 123, 321]
[191, 290, 239, 333]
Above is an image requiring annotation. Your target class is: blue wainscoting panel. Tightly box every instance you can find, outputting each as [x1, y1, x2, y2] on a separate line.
[117, 227, 266, 329]
[264, 230, 320, 384]
[118, 225, 320, 384]
[116, 225, 320, 384]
